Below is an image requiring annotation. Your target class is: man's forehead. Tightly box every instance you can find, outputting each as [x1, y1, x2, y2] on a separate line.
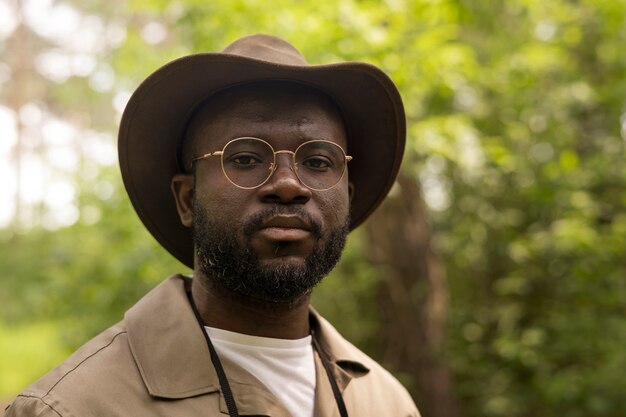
[195, 82, 343, 120]
[185, 82, 348, 147]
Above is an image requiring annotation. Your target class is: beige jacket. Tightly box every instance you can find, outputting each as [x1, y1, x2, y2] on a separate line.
[4, 275, 419, 417]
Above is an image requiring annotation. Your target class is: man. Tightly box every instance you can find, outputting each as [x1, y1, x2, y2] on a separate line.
[5, 34, 418, 417]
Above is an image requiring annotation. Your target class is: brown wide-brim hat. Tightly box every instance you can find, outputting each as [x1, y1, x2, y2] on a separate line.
[119, 34, 405, 268]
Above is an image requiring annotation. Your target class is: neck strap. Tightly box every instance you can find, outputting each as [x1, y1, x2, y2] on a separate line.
[188, 291, 240, 417]
[187, 291, 349, 417]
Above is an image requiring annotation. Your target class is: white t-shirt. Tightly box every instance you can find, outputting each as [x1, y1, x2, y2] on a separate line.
[205, 326, 316, 417]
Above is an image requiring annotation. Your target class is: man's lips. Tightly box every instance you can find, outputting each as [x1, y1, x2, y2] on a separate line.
[256, 215, 312, 241]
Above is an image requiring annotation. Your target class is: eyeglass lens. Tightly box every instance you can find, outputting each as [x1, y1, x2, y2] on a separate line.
[221, 138, 347, 190]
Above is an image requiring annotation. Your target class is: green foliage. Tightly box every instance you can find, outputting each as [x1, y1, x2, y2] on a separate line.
[414, 2, 626, 415]
[0, 168, 185, 346]
[0, 322, 70, 397]
[2, 1, 626, 416]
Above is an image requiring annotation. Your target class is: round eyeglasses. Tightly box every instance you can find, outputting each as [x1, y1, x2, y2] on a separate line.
[191, 137, 353, 191]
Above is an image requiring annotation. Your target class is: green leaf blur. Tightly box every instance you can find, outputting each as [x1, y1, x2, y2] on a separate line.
[1, 1, 625, 416]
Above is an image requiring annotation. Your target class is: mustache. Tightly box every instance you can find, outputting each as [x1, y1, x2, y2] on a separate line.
[242, 206, 323, 239]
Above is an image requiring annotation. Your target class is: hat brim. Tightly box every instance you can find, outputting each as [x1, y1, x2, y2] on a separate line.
[119, 53, 405, 268]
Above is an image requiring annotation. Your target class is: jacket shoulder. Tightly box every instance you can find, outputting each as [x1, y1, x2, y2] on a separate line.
[4, 323, 134, 417]
[4, 394, 63, 417]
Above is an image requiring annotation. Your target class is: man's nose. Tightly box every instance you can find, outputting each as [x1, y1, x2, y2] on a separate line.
[258, 153, 311, 204]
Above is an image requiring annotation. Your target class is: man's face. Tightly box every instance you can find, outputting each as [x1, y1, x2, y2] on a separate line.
[186, 84, 351, 304]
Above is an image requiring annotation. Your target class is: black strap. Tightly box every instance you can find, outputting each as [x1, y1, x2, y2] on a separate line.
[312, 332, 349, 417]
[188, 293, 240, 417]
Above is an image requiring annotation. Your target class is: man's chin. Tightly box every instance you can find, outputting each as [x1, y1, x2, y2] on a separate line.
[236, 286, 312, 307]
[229, 267, 315, 306]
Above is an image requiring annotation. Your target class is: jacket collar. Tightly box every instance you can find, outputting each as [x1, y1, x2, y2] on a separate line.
[124, 275, 370, 401]
[125, 275, 218, 398]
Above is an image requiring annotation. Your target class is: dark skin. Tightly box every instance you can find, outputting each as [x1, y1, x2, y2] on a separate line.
[171, 85, 352, 340]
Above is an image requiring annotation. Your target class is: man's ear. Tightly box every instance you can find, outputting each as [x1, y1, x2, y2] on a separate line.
[171, 174, 194, 227]
[348, 181, 355, 203]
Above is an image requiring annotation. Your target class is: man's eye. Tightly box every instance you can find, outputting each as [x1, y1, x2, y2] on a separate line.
[230, 154, 263, 166]
[302, 157, 333, 170]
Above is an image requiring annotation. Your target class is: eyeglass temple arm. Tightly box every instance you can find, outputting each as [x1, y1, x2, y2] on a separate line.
[189, 151, 224, 170]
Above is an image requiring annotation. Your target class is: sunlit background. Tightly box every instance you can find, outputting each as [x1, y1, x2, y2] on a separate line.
[2, 1, 626, 417]
[0, 0, 131, 231]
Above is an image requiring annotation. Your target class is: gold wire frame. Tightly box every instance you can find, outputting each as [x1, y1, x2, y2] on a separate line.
[191, 137, 353, 191]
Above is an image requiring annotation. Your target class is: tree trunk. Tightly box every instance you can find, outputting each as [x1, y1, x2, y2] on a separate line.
[365, 172, 461, 417]
[5, 0, 35, 229]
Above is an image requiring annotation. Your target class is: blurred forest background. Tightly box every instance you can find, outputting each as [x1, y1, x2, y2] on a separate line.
[1, 0, 626, 416]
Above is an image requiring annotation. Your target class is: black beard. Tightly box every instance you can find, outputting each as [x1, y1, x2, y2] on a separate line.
[192, 204, 349, 304]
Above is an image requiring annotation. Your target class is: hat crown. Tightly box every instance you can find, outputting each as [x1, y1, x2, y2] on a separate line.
[222, 34, 309, 66]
